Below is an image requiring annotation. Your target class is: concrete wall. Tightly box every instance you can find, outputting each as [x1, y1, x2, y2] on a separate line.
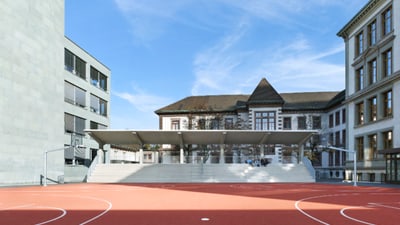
[0, 0, 65, 185]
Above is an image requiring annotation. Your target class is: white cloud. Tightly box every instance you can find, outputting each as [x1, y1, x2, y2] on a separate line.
[191, 19, 255, 95]
[113, 0, 192, 43]
[113, 85, 171, 113]
[192, 34, 345, 95]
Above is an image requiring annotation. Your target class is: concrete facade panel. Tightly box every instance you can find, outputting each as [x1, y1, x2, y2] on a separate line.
[0, 0, 65, 185]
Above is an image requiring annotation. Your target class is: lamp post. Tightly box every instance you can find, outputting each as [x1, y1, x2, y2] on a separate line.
[328, 146, 357, 187]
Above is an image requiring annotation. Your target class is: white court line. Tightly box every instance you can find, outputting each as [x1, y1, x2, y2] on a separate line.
[295, 194, 336, 225]
[78, 196, 112, 225]
[340, 206, 375, 225]
[0, 204, 35, 210]
[38, 194, 112, 225]
[368, 202, 400, 210]
[295, 193, 363, 225]
[35, 206, 67, 225]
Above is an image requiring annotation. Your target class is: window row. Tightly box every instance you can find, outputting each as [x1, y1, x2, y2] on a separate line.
[355, 89, 392, 126]
[170, 117, 236, 130]
[355, 48, 392, 92]
[64, 49, 108, 92]
[64, 81, 108, 117]
[355, 130, 392, 161]
[328, 109, 346, 128]
[283, 116, 321, 130]
[327, 129, 346, 148]
[355, 6, 392, 57]
[65, 113, 107, 135]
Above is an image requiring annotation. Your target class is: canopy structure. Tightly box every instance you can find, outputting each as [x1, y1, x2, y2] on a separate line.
[86, 129, 316, 146]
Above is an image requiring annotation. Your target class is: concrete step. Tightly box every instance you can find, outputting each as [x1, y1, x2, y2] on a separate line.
[87, 163, 315, 183]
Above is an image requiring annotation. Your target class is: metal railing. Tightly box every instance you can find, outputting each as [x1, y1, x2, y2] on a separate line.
[85, 155, 99, 182]
[302, 156, 316, 179]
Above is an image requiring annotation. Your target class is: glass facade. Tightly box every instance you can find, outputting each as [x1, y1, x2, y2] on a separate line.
[386, 152, 400, 183]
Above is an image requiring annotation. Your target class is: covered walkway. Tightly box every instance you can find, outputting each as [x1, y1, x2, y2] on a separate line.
[86, 130, 316, 164]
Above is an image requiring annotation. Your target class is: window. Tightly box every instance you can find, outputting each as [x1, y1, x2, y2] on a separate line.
[297, 116, 306, 130]
[382, 7, 392, 36]
[224, 118, 234, 129]
[382, 130, 393, 149]
[342, 109, 346, 124]
[312, 116, 321, 129]
[329, 114, 333, 128]
[198, 119, 206, 130]
[383, 90, 392, 117]
[64, 49, 86, 79]
[356, 67, 364, 91]
[356, 136, 364, 161]
[64, 49, 74, 72]
[64, 82, 85, 108]
[255, 111, 276, 130]
[368, 58, 377, 85]
[382, 48, 392, 77]
[90, 121, 107, 129]
[342, 129, 346, 146]
[368, 96, 377, 122]
[356, 31, 364, 56]
[64, 113, 85, 135]
[356, 102, 364, 125]
[335, 111, 340, 126]
[368, 20, 377, 46]
[90, 66, 108, 91]
[171, 119, 180, 130]
[90, 94, 107, 116]
[210, 118, 220, 130]
[368, 134, 377, 160]
[283, 117, 291, 130]
[335, 131, 340, 146]
[329, 133, 334, 146]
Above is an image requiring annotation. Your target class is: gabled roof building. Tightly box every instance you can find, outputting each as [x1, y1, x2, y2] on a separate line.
[156, 78, 346, 176]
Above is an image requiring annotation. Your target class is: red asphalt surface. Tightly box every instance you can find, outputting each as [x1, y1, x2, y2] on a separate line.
[0, 183, 399, 225]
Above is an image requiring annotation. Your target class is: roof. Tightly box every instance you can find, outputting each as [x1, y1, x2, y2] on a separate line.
[337, 0, 381, 38]
[155, 95, 249, 114]
[247, 78, 284, 105]
[155, 78, 342, 115]
[86, 129, 316, 146]
[325, 90, 346, 109]
[281, 91, 342, 111]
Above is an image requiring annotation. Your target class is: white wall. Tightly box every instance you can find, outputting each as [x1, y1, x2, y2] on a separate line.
[0, 0, 65, 185]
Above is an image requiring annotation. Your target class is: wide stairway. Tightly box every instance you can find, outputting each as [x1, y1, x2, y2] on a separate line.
[87, 163, 315, 183]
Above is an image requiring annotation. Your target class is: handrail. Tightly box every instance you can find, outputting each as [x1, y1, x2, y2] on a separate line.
[302, 156, 315, 179]
[85, 155, 99, 182]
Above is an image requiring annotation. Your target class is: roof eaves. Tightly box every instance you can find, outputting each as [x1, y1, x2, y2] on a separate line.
[337, 0, 381, 38]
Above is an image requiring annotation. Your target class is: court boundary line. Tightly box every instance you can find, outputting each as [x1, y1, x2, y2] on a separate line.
[340, 206, 375, 225]
[35, 206, 67, 225]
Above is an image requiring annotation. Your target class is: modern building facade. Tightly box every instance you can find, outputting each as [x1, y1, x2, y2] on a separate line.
[338, 0, 400, 183]
[0, 1, 110, 185]
[63, 38, 111, 181]
[156, 78, 346, 179]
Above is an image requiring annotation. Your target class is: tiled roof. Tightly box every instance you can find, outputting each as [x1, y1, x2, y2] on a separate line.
[155, 78, 343, 115]
[247, 78, 284, 105]
[155, 95, 250, 114]
[281, 91, 342, 111]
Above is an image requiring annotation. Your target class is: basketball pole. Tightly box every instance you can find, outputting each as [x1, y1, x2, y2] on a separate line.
[43, 146, 71, 186]
[328, 146, 357, 187]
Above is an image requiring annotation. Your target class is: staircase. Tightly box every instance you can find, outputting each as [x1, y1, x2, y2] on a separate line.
[87, 163, 315, 183]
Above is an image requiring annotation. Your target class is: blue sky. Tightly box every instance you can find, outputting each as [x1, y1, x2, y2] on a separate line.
[65, 0, 368, 129]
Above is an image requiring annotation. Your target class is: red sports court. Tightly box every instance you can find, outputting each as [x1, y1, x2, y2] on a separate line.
[1, 182, 399, 225]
